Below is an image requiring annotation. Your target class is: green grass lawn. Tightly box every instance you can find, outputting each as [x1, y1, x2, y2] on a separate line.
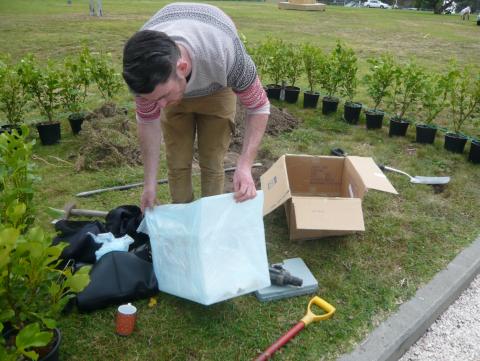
[1, 1, 480, 360]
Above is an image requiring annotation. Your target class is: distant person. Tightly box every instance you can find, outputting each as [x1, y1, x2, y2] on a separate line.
[459, 6, 471, 20]
[89, 0, 103, 17]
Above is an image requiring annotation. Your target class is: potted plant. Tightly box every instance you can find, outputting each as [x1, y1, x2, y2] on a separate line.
[415, 71, 449, 144]
[444, 64, 480, 154]
[90, 51, 123, 117]
[18, 55, 63, 145]
[0, 128, 91, 361]
[62, 51, 92, 135]
[0, 125, 36, 229]
[387, 59, 425, 137]
[318, 43, 343, 115]
[363, 54, 396, 129]
[260, 37, 288, 101]
[283, 43, 303, 104]
[0, 216, 91, 361]
[0, 58, 30, 135]
[301, 43, 323, 109]
[337, 43, 361, 124]
[469, 137, 480, 164]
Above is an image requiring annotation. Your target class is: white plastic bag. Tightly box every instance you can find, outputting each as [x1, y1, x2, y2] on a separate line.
[137, 191, 270, 305]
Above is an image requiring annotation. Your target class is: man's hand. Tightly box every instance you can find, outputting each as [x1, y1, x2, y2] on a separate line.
[141, 185, 158, 213]
[233, 164, 256, 202]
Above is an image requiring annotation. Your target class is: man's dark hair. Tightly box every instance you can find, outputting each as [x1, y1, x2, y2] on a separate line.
[122, 30, 181, 94]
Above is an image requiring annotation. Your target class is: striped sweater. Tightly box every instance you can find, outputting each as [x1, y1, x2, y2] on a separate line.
[135, 2, 269, 123]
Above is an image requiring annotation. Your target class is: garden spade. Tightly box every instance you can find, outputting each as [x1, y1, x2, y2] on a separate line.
[379, 165, 450, 185]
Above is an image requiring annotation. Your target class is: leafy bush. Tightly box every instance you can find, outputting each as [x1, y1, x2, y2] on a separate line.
[301, 43, 323, 93]
[61, 47, 94, 113]
[387, 59, 425, 120]
[364, 53, 396, 111]
[18, 55, 63, 123]
[445, 63, 480, 134]
[336, 43, 358, 103]
[318, 43, 343, 99]
[0, 126, 90, 361]
[418, 71, 449, 126]
[259, 37, 288, 85]
[90, 52, 123, 102]
[0, 222, 91, 361]
[284, 43, 303, 87]
[0, 125, 36, 230]
[0, 58, 30, 126]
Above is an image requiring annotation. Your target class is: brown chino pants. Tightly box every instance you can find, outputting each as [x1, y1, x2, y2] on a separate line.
[161, 87, 236, 203]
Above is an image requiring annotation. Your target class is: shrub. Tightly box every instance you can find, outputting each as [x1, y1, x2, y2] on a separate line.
[301, 43, 324, 93]
[387, 59, 425, 120]
[0, 58, 30, 126]
[61, 47, 94, 113]
[18, 55, 63, 123]
[90, 51, 123, 102]
[364, 53, 396, 111]
[284, 43, 303, 87]
[260, 37, 288, 85]
[445, 63, 480, 134]
[0, 126, 90, 361]
[0, 125, 36, 230]
[336, 43, 358, 103]
[418, 71, 449, 126]
[318, 43, 344, 99]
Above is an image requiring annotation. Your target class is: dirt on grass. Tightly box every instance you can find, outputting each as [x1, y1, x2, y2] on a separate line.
[74, 104, 142, 171]
[224, 101, 301, 192]
[230, 101, 301, 153]
[74, 100, 301, 192]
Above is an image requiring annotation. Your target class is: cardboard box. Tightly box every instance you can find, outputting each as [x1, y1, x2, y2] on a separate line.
[260, 154, 398, 241]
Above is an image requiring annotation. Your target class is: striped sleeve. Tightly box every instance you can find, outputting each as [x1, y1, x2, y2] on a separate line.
[135, 96, 162, 123]
[234, 76, 270, 116]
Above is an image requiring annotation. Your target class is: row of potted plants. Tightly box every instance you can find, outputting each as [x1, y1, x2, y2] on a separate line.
[250, 39, 480, 162]
[0, 126, 91, 360]
[0, 47, 123, 145]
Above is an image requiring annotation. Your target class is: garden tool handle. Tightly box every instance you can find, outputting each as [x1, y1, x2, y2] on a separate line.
[254, 321, 305, 361]
[254, 297, 336, 361]
[301, 296, 336, 326]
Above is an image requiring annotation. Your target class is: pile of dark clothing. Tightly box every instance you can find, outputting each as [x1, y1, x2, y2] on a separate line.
[53, 205, 158, 311]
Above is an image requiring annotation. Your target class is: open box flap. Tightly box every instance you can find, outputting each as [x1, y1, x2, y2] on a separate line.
[346, 156, 398, 195]
[260, 156, 292, 216]
[291, 196, 365, 231]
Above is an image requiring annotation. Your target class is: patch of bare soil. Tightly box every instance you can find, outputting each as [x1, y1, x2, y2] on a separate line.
[224, 101, 300, 192]
[230, 101, 301, 153]
[74, 104, 141, 171]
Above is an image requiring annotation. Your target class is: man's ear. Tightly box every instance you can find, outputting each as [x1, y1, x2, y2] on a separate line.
[177, 59, 188, 77]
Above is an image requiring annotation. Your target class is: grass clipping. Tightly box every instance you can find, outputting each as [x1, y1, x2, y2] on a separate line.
[75, 106, 142, 171]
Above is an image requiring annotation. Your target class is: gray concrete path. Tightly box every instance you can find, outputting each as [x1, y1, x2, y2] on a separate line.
[337, 236, 480, 361]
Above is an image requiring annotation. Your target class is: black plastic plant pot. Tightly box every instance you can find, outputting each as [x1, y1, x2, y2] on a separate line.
[389, 117, 410, 137]
[284, 86, 300, 104]
[322, 96, 339, 115]
[444, 133, 467, 154]
[0, 124, 22, 135]
[468, 140, 480, 164]
[415, 124, 437, 144]
[303, 91, 320, 109]
[344, 102, 362, 124]
[365, 110, 384, 129]
[265, 84, 282, 100]
[68, 113, 85, 135]
[4, 328, 61, 361]
[37, 122, 61, 145]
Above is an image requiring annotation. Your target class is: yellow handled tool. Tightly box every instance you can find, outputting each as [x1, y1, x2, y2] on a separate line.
[254, 296, 336, 361]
